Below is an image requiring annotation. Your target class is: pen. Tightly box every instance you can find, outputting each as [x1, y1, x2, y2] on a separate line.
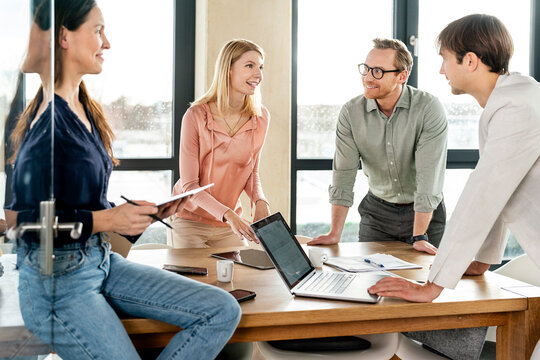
[120, 195, 173, 229]
[364, 258, 384, 268]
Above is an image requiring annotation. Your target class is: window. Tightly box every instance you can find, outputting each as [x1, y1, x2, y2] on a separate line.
[418, 0, 531, 149]
[296, 0, 393, 159]
[85, 0, 174, 159]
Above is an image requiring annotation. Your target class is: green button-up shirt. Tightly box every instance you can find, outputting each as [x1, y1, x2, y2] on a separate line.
[329, 85, 448, 212]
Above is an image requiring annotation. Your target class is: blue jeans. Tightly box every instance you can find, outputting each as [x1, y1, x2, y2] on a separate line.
[17, 234, 241, 360]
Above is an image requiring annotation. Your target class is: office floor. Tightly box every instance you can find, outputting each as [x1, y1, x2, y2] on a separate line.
[251, 344, 496, 360]
[29, 343, 497, 360]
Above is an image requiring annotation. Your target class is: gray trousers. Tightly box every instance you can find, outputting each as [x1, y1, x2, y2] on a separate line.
[358, 192, 446, 247]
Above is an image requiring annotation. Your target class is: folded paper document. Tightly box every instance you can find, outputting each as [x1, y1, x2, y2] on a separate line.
[325, 253, 422, 272]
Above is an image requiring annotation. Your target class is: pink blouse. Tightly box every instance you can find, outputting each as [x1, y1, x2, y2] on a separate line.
[172, 103, 270, 227]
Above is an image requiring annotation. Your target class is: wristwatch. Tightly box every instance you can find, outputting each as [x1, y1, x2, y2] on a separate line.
[410, 234, 428, 244]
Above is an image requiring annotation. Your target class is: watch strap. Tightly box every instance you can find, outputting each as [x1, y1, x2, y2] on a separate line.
[410, 234, 428, 244]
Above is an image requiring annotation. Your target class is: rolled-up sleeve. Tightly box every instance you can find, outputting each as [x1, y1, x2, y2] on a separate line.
[414, 98, 448, 212]
[329, 105, 359, 207]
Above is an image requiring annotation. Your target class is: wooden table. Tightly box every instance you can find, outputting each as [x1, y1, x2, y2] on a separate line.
[124, 242, 540, 360]
[1, 243, 539, 359]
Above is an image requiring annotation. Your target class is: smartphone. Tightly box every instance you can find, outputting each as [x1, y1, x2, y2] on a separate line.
[229, 289, 256, 303]
[163, 264, 208, 275]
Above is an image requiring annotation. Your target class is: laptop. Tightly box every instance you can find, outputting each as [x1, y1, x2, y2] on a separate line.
[250, 212, 384, 303]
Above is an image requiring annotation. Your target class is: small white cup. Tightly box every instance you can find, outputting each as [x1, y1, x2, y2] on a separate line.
[308, 248, 328, 268]
[217, 260, 234, 282]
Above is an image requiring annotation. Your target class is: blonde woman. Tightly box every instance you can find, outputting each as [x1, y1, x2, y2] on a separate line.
[171, 39, 271, 248]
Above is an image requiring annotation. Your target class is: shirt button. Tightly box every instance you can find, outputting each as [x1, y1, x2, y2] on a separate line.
[398, 193, 401, 196]
[390, 161, 393, 165]
[387, 142, 391, 145]
[394, 179, 397, 182]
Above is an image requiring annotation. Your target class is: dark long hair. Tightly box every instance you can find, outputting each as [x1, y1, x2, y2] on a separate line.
[10, 0, 118, 165]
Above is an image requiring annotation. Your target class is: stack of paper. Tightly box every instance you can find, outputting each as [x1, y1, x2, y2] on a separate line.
[325, 253, 422, 272]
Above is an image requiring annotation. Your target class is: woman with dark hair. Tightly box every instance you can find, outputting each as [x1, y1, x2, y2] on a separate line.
[7, 1, 241, 359]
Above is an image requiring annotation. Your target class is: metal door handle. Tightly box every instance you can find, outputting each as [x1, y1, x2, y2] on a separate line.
[6, 201, 83, 275]
[409, 35, 418, 57]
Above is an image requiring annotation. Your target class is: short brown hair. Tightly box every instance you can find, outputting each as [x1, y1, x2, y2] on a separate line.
[372, 38, 413, 74]
[437, 14, 513, 74]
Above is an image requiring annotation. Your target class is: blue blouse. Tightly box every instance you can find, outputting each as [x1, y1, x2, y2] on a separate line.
[7, 95, 136, 245]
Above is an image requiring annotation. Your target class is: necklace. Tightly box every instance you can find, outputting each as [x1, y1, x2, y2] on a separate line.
[223, 112, 243, 136]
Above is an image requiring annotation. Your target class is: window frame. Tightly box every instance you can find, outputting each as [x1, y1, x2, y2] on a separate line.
[291, 0, 538, 233]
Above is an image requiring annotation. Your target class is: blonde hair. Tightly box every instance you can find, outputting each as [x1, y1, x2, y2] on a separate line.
[193, 39, 264, 116]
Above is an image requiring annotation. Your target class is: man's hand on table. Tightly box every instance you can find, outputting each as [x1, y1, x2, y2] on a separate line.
[464, 260, 490, 275]
[307, 232, 340, 245]
[368, 277, 444, 302]
[413, 240, 437, 255]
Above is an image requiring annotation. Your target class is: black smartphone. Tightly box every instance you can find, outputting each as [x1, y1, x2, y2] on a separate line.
[163, 264, 208, 275]
[229, 289, 256, 303]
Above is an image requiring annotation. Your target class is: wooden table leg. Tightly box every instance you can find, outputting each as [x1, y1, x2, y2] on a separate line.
[526, 298, 540, 359]
[497, 311, 526, 360]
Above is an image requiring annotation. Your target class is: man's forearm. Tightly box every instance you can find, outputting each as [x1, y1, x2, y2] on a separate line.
[413, 211, 433, 236]
[329, 204, 349, 236]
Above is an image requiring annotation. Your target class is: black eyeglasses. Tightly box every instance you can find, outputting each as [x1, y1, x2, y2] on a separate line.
[358, 63, 403, 79]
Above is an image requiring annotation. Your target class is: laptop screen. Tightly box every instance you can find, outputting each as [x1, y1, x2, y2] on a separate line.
[251, 213, 314, 289]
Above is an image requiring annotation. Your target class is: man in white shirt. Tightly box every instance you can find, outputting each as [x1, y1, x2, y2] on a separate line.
[369, 14, 540, 302]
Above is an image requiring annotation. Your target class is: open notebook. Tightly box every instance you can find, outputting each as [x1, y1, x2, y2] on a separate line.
[325, 253, 422, 273]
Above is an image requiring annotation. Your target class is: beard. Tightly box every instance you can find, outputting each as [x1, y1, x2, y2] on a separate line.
[450, 86, 466, 95]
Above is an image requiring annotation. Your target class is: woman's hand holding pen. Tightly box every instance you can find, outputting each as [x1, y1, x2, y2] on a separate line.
[223, 210, 259, 243]
[155, 197, 189, 222]
[94, 201, 156, 235]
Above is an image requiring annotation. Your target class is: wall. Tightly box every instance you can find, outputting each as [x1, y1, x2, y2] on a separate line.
[195, 0, 292, 222]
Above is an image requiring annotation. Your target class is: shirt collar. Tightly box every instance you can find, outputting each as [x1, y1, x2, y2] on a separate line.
[366, 85, 411, 112]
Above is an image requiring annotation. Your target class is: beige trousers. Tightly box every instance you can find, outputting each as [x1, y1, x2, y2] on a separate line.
[168, 216, 248, 249]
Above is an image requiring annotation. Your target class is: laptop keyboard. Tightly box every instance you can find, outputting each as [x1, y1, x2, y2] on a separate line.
[302, 272, 355, 294]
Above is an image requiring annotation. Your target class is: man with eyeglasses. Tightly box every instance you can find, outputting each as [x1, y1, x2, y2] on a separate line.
[309, 38, 448, 255]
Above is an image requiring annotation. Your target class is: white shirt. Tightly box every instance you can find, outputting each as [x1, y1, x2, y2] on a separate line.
[429, 73, 540, 289]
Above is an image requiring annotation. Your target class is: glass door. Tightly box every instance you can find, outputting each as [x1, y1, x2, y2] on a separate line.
[1, 0, 55, 357]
